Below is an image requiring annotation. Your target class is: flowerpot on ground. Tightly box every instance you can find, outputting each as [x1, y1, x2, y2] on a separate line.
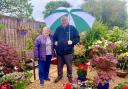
[97, 80, 109, 89]
[78, 75, 86, 82]
[116, 70, 128, 78]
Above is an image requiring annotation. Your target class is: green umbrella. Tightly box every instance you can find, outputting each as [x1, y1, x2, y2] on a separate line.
[44, 7, 95, 33]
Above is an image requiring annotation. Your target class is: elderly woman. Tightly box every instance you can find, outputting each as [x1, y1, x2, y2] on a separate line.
[34, 26, 54, 86]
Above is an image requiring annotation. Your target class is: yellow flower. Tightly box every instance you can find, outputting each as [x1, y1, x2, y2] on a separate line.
[74, 44, 86, 57]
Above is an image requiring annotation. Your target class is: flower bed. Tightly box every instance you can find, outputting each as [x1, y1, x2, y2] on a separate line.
[0, 71, 32, 89]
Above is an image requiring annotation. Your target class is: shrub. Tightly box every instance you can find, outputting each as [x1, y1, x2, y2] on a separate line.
[114, 82, 128, 89]
[82, 21, 108, 57]
[106, 26, 122, 42]
[90, 44, 117, 84]
[0, 42, 20, 74]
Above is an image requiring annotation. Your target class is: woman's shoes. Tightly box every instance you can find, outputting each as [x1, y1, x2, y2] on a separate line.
[40, 80, 44, 86]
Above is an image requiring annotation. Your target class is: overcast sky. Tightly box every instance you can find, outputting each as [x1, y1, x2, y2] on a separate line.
[31, 0, 84, 21]
[31, 0, 128, 22]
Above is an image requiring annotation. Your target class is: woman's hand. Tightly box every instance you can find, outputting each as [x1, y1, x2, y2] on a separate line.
[31, 58, 35, 62]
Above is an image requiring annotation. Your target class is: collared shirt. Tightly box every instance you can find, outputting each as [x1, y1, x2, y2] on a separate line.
[46, 36, 52, 55]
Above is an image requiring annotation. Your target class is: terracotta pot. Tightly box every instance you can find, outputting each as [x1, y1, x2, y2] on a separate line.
[116, 70, 128, 77]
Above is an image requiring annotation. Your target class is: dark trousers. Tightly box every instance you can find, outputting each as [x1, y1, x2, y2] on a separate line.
[38, 55, 52, 82]
[57, 54, 73, 78]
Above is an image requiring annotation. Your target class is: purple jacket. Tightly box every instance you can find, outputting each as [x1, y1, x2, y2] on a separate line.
[34, 35, 54, 61]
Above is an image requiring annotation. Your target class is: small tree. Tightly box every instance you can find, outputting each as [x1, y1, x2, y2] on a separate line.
[43, 1, 71, 18]
[82, 0, 127, 28]
[0, 0, 33, 18]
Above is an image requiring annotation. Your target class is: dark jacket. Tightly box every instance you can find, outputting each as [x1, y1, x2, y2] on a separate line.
[53, 25, 80, 56]
[34, 35, 54, 61]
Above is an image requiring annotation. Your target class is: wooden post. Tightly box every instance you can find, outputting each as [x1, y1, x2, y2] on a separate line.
[31, 58, 36, 80]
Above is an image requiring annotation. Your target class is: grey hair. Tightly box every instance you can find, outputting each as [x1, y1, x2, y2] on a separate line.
[61, 16, 68, 21]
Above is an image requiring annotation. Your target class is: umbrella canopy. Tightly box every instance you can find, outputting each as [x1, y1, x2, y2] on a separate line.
[44, 7, 95, 32]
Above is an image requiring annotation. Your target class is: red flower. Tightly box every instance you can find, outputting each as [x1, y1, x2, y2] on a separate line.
[123, 86, 128, 89]
[78, 63, 83, 69]
[82, 64, 88, 72]
[64, 83, 72, 89]
[1, 85, 7, 89]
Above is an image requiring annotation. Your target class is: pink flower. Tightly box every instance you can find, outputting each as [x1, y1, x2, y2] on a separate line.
[107, 42, 116, 49]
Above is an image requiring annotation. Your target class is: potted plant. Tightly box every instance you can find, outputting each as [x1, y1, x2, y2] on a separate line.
[116, 52, 128, 77]
[90, 45, 117, 89]
[77, 61, 90, 82]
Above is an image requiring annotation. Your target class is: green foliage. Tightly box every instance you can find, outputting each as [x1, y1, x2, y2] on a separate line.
[0, 71, 32, 89]
[0, 74, 16, 85]
[77, 69, 87, 77]
[14, 71, 32, 89]
[24, 71, 32, 79]
[0, 24, 5, 30]
[83, 21, 108, 50]
[106, 28, 128, 52]
[82, 0, 127, 28]
[106, 26, 122, 42]
[0, 0, 33, 18]
[114, 82, 128, 89]
[26, 30, 39, 50]
[14, 81, 28, 89]
[86, 79, 95, 88]
[119, 29, 128, 52]
[43, 1, 71, 18]
[26, 39, 34, 50]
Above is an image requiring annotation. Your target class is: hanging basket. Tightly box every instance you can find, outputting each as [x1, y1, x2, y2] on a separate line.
[18, 29, 27, 36]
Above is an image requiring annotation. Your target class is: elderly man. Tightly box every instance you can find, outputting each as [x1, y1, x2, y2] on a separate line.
[53, 16, 80, 83]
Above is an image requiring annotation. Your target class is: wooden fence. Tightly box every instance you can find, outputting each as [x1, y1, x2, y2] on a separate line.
[0, 15, 44, 60]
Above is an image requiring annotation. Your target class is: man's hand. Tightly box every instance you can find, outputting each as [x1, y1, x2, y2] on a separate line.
[55, 41, 58, 46]
[68, 40, 72, 45]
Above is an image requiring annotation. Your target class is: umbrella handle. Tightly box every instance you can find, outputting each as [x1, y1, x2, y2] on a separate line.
[68, 15, 70, 40]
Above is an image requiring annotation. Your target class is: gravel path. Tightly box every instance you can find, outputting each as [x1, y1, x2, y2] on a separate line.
[26, 65, 128, 89]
